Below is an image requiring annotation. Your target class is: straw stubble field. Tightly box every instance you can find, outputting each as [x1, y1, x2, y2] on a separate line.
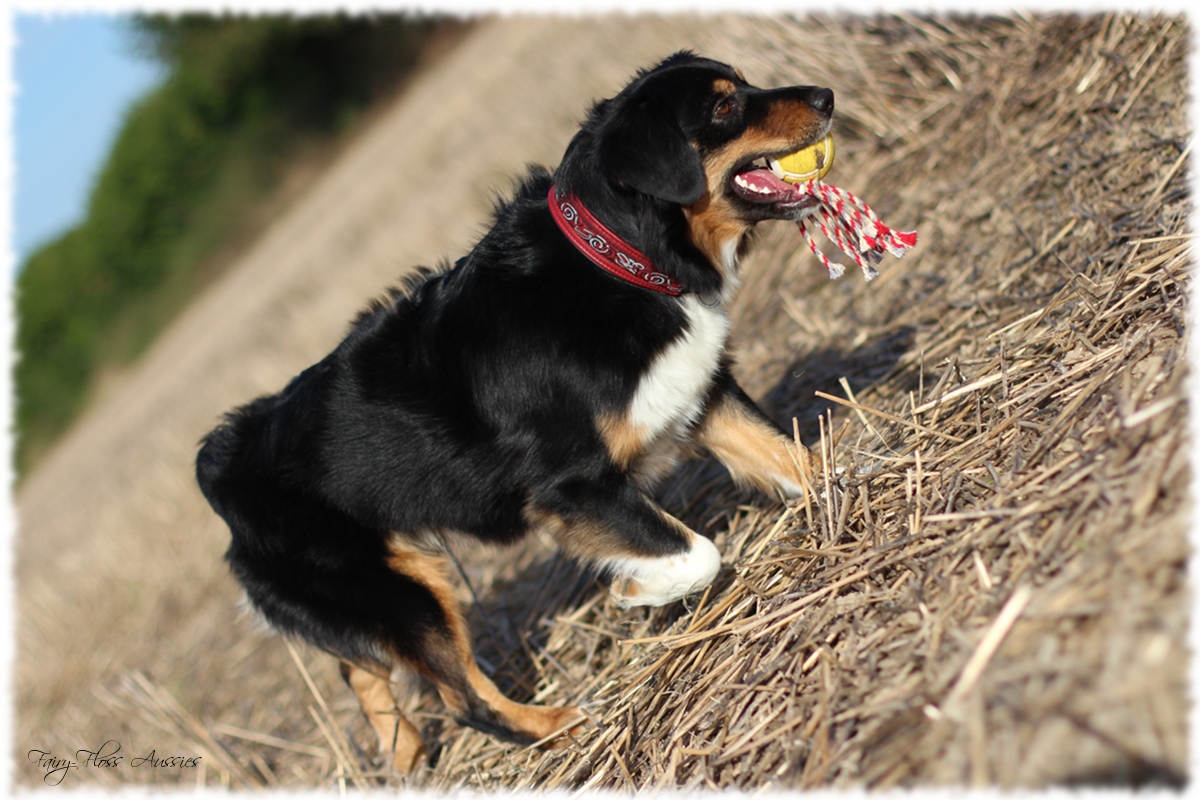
[15, 12, 1189, 790]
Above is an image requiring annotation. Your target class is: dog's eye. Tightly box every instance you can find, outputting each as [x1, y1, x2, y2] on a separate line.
[714, 97, 735, 118]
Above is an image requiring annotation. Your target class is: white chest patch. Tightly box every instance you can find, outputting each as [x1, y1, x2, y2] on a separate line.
[628, 295, 729, 440]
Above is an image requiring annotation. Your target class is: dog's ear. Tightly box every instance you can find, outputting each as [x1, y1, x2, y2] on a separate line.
[599, 99, 706, 206]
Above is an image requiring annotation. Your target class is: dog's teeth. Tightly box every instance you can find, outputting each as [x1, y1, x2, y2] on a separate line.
[734, 174, 772, 194]
[768, 158, 784, 179]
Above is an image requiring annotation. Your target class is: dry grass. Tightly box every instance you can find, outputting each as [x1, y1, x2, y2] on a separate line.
[16, 12, 1189, 791]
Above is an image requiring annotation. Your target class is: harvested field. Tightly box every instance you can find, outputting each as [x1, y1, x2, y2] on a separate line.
[14, 12, 1189, 791]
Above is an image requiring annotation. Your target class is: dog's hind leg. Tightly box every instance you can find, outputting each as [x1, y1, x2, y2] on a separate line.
[384, 543, 584, 747]
[340, 662, 426, 774]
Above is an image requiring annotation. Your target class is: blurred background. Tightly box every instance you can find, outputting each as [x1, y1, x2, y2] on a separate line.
[12, 12, 457, 473]
[14, 15, 162, 265]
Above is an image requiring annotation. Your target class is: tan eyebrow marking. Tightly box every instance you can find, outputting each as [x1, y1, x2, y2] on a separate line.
[713, 78, 736, 95]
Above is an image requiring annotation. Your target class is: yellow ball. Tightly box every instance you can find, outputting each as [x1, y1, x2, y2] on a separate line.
[774, 134, 835, 183]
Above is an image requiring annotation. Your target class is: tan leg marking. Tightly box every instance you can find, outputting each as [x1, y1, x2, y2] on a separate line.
[628, 432, 689, 490]
[452, 661, 584, 745]
[597, 411, 644, 469]
[343, 663, 425, 774]
[596, 411, 690, 490]
[696, 394, 812, 499]
[524, 503, 624, 562]
[387, 543, 584, 744]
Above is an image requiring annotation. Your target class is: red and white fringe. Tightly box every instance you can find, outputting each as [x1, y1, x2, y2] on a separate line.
[796, 180, 918, 281]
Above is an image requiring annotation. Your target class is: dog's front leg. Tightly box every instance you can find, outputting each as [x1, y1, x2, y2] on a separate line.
[694, 381, 812, 501]
[529, 481, 720, 608]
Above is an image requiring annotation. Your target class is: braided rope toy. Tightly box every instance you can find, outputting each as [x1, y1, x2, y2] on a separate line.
[773, 134, 918, 281]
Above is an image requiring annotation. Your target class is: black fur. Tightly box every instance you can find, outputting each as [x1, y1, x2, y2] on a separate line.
[197, 51, 833, 746]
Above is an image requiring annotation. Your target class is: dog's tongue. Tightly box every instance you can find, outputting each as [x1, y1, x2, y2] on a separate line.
[732, 165, 809, 205]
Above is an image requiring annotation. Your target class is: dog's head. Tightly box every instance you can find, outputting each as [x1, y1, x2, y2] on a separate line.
[555, 52, 834, 297]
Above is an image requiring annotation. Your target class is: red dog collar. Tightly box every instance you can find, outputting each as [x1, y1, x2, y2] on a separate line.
[548, 186, 682, 296]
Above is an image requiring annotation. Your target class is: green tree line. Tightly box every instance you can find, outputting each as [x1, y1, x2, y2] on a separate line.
[14, 14, 450, 473]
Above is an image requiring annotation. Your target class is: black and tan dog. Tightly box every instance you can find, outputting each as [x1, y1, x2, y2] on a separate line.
[197, 52, 831, 772]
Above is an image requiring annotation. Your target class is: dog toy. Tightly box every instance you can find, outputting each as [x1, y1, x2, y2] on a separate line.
[771, 135, 917, 281]
[772, 133, 836, 182]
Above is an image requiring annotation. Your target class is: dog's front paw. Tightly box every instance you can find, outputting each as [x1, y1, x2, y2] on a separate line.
[772, 442, 815, 501]
[609, 535, 720, 608]
[775, 477, 808, 501]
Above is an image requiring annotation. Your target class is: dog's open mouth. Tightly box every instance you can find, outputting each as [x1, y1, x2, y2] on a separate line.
[730, 158, 820, 216]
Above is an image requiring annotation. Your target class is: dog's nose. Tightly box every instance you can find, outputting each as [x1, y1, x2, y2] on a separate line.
[810, 88, 834, 117]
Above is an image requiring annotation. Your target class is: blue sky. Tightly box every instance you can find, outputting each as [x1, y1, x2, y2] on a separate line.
[11, 13, 163, 268]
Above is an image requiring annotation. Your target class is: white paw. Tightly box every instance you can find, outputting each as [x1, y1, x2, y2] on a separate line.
[606, 535, 720, 608]
[774, 475, 807, 500]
